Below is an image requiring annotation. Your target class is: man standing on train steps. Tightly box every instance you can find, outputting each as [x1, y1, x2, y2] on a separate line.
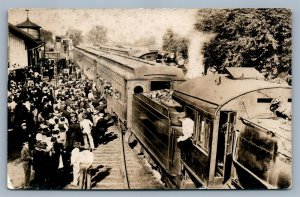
[177, 117, 194, 142]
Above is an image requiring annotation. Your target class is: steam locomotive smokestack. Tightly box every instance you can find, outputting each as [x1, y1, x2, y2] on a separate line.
[185, 31, 214, 79]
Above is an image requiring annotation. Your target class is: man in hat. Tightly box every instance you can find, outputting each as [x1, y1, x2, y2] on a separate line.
[67, 115, 83, 151]
[80, 113, 95, 150]
[78, 144, 94, 189]
[20, 122, 29, 142]
[20, 142, 32, 189]
[59, 116, 69, 128]
[87, 90, 94, 101]
[61, 106, 71, 122]
[70, 142, 81, 187]
[53, 109, 62, 118]
[77, 109, 85, 122]
[57, 124, 67, 148]
[91, 111, 105, 146]
[48, 61, 54, 81]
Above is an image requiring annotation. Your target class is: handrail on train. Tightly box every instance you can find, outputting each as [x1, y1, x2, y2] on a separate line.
[75, 46, 136, 73]
[88, 46, 156, 66]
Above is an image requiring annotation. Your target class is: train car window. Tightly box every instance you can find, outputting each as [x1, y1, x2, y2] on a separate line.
[197, 115, 212, 152]
[257, 98, 292, 103]
[151, 81, 171, 91]
[185, 106, 197, 137]
[134, 86, 144, 94]
[198, 116, 204, 143]
[257, 98, 273, 103]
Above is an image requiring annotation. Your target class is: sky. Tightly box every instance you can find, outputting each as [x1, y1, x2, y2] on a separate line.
[8, 8, 198, 47]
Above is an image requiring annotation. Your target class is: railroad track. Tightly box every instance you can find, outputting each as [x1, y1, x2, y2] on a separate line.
[91, 125, 165, 189]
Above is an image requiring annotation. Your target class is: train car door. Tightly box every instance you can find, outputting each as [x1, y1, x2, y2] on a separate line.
[215, 111, 236, 183]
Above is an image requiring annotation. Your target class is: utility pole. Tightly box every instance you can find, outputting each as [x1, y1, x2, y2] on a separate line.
[43, 38, 46, 59]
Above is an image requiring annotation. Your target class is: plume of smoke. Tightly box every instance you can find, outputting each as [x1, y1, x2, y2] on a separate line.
[185, 31, 214, 79]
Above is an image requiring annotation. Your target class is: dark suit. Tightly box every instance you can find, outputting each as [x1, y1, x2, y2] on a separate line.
[20, 146, 32, 187]
[93, 118, 107, 145]
[67, 123, 83, 150]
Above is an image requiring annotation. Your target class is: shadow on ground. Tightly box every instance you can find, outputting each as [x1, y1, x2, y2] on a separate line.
[91, 166, 111, 188]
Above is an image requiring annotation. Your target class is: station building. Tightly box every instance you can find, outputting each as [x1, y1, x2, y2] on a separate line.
[8, 15, 43, 70]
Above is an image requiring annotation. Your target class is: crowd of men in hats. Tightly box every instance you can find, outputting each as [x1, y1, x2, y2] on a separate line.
[8, 61, 114, 189]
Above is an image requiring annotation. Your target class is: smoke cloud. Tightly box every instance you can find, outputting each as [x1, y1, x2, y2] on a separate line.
[185, 31, 214, 79]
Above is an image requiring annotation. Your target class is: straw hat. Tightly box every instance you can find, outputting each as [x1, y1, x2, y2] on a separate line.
[53, 110, 62, 116]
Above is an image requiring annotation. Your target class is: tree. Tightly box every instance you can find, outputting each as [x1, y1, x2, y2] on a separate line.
[195, 9, 292, 82]
[66, 28, 83, 46]
[85, 25, 108, 44]
[40, 29, 54, 44]
[162, 29, 189, 58]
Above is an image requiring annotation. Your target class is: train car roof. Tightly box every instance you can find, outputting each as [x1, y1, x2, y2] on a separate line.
[174, 74, 291, 115]
[78, 46, 185, 80]
[133, 51, 158, 58]
[99, 44, 132, 52]
[133, 64, 185, 80]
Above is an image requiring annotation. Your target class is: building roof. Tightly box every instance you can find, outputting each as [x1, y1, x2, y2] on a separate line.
[16, 18, 41, 29]
[8, 23, 39, 47]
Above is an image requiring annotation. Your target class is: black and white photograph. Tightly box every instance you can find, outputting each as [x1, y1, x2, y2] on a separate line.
[7, 8, 292, 190]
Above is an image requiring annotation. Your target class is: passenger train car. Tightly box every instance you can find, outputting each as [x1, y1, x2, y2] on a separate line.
[93, 44, 140, 56]
[132, 67, 291, 189]
[55, 36, 74, 61]
[73, 46, 292, 189]
[73, 45, 186, 129]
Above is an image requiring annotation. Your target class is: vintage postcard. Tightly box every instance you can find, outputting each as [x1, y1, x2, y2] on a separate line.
[7, 8, 292, 190]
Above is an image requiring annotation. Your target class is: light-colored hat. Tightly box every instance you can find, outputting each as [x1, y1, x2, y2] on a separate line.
[99, 113, 104, 118]
[53, 110, 62, 116]
[93, 110, 99, 115]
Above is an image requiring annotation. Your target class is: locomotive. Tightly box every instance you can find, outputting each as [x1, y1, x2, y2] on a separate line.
[132, 67, 291, 189]
[73, 46, 292, 189]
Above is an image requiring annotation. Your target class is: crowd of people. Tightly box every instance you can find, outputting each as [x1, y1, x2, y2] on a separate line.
[8, 61, 114, 189]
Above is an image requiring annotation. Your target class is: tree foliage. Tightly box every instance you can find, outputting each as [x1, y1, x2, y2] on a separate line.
[40, 29, 54, 44]
[162, 29, 189, 58]
[85, 25, 108, 44]
[195, 9, 291, 82]
[66, 28, 83, 46]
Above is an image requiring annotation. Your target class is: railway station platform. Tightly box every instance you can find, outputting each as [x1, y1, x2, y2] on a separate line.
[7, 67, 165, 190]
